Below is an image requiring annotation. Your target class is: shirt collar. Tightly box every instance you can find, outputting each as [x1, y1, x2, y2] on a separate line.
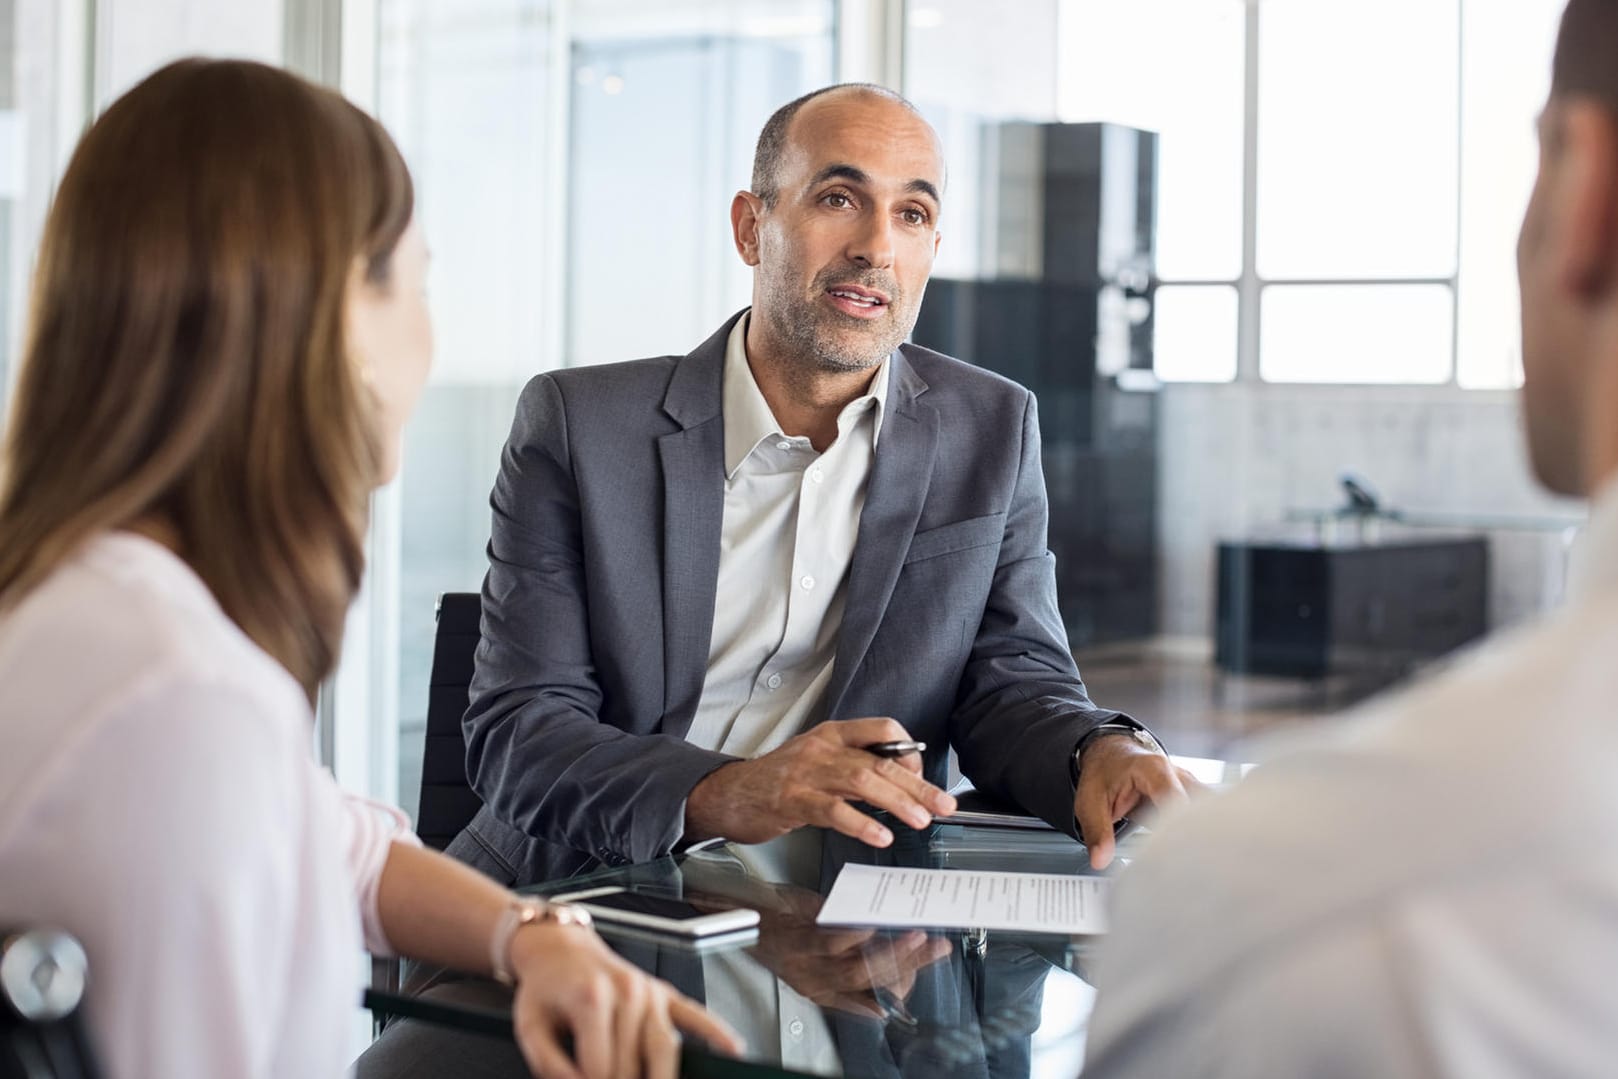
[721, 312, 890, 479]
[1568, 472, 1618, 602]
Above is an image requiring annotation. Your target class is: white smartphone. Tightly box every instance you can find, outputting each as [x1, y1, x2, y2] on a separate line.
[547, 886, 761, 939]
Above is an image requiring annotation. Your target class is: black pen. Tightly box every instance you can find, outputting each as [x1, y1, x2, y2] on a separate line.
[866, 739, 926, 759]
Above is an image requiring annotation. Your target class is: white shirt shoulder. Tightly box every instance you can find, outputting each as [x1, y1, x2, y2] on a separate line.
[0, 534, 386, 1077]
[1088, 593, 1618, 1079]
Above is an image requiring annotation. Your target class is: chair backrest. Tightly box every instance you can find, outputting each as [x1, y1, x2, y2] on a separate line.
[0, 928, 101, 1079]
[416, 592, 486, 851]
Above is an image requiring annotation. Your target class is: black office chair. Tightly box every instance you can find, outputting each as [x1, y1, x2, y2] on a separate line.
[0, 929, 101, 1079]
[374, 592, 490, 1009]
[416, 592, 487, 852]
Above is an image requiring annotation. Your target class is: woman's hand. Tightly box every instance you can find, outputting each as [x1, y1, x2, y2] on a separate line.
[507, 921, 744, 1079]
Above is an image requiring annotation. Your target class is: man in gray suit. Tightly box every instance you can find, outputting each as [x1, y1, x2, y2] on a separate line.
[449, 83, 1193, 889]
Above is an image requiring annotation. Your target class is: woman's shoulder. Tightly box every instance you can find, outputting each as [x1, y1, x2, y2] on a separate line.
[17, 532, 303, 705]
[0, 533, 311, 806]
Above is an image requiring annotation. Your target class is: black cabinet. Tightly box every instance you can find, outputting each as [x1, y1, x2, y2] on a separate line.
[911, 123, 1159, 646]
[1215, 537, 1490, 677]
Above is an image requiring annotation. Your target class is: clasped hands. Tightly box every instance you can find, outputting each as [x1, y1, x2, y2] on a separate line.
[684, 717, 1198, 869]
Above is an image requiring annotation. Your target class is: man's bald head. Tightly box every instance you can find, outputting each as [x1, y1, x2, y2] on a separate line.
[751, 84, 929, 208]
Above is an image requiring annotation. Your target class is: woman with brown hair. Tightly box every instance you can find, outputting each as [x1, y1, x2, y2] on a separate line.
[0, 58, 738, 1078]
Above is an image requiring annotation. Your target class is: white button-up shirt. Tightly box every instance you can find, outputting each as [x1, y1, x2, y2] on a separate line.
[677, 316, 885, 1064]
[1085, 476, 1618, 1078]
[685, 314, 886, 763]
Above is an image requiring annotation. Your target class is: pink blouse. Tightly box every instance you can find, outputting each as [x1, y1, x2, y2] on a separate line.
[0, 532, 418, 1076]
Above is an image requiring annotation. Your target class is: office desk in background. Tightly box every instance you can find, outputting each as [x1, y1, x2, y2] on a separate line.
[1216, 535, 1489, 679]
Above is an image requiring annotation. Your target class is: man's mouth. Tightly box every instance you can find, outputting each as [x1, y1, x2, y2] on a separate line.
[825, 284, 891, 318]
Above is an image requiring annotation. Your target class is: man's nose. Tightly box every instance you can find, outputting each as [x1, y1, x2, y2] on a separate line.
[846, 211, 896, 270]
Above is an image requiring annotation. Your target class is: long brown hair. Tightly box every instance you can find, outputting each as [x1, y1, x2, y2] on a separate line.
[0, 59, 413, 697]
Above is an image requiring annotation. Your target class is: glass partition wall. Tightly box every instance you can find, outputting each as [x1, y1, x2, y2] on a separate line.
[375, 0, 835, 818]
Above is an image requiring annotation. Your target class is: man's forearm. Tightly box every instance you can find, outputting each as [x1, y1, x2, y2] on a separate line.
[468, 710, 737, 862]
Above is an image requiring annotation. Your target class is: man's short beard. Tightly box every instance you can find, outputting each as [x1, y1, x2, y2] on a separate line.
[761, 281, 909, 373]
[806, 324, 898, 371]
[772, 309, 900, 372]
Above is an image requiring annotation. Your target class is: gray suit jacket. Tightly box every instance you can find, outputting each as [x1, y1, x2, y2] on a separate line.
[456, 310, 1133, 887]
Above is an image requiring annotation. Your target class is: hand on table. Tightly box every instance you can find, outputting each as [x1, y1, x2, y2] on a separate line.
[684, 718, 957, 848]
[1073, 734, 1205, 871]
[507, 920, 744, 1079]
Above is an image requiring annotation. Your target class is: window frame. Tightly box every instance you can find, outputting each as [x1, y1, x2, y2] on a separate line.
[1146, 0, 1468, 387]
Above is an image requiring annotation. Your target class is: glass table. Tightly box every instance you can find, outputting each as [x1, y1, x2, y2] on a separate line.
[357, 817, 1153, 1079]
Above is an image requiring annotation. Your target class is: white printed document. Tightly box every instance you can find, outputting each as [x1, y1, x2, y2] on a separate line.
[815, 864, 1111, 935]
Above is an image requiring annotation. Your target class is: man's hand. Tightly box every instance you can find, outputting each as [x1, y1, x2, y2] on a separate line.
[1073, 734, 1202, 870]
[508, 921, 743, 1079]
[684, 718, 958, 847]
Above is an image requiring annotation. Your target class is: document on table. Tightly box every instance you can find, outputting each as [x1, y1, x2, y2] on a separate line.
[815, 864, 1111, 935]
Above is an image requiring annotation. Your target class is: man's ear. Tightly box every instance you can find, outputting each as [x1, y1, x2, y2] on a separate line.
[731, 191, 763, 267]
[1553, 101, 1618, 298]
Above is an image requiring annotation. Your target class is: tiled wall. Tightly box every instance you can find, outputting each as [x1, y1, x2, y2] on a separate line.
[1156, 383, 1587, 641]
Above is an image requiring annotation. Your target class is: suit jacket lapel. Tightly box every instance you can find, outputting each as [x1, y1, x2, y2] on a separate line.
[826, 350, 936, 719]
[655, 314, 738, 736]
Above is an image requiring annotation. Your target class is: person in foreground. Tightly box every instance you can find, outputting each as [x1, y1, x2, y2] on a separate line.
[452, 82, 1193, 892]
[0, 59, 737, 1078]
[1085, 2, 1618, 1075]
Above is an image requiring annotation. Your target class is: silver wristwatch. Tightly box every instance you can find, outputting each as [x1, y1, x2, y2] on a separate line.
[1072, 722, 1165, 778]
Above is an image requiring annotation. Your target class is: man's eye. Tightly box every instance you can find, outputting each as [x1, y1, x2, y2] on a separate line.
[902, 209, 928, 226]
[825, 193, 851, 208]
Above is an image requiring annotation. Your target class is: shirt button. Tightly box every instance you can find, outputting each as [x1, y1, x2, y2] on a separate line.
[776, 440, 791, 451]
[800, 575, 815, 591]
[809, 467, 824, 484]
[788, 1018, 805, 1040]
[766, 673, 782, 690]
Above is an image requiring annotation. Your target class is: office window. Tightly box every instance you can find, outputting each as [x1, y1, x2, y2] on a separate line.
[568, 0, 835, 363]
[376, 0, 833, 819]
[1260, 284, 1453, 385]
[1256, 0, 1458, 282]
[1154, 285, 1238, 383]
[905, 0, 1061, 282]
[1043, 0, 1562, 387]
[1058, 0, 1244, 283]
[907, 0, 1244, 386]
[1057, 0, 1245, 385]
[1254, 0, 1459, 385]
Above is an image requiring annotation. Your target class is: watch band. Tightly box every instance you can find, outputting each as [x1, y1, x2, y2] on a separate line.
[1076, 721, 1164, 761]
[1069, 722, 1164, 846]
[1070, 721, 1165, 786]
[489, 898, 593, 986]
